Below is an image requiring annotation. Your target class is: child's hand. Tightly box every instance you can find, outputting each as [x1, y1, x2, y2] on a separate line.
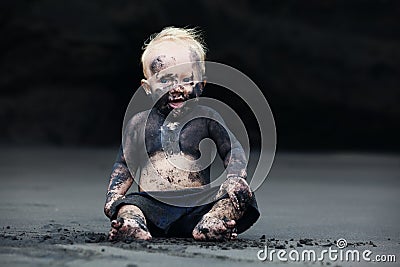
[217, 177, 252, 211]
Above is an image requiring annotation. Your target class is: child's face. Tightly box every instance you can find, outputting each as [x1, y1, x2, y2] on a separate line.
[142, 41, 204, 110]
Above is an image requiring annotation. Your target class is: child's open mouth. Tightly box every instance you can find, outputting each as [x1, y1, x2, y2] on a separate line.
[168, 97, 185, 109]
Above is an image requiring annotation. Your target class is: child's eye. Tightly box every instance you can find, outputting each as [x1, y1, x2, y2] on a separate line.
[182, 78, 191, 83]
[160, 78, 168, 83]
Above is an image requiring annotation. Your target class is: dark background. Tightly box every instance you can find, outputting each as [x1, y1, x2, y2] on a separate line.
[1, 0, 399, 152]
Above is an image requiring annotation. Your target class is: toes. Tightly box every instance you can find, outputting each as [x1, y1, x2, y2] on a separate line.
[124, 226, 152, 241]
[108, 228, 119, 241]
[193, 216, 237, 241]
[192, 227, 207, 241]
[109, 218, 152, 242]
[111, 217, 124, 229]
[192, 222, 212, 241]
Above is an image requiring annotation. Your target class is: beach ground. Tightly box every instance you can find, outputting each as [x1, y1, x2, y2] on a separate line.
[1, 147, 399, 266]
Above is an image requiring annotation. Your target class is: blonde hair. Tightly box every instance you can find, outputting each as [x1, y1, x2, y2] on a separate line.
[141, 26, 207, 78]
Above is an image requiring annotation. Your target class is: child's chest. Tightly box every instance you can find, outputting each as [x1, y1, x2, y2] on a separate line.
[144, 117, 209, 158]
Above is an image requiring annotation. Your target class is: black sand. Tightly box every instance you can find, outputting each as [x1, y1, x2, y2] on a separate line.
[1, 147, 399, 266]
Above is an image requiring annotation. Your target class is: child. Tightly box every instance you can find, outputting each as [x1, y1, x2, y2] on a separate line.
[104, 27, 259, 241]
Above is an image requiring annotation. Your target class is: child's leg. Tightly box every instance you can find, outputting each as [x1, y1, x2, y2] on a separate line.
[108, 204, 152, 241]
[192, 198, 245, 241]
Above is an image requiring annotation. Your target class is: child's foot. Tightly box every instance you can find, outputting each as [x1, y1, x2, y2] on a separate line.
[108, 206, 152, 241]
[192, 214, 237, 241]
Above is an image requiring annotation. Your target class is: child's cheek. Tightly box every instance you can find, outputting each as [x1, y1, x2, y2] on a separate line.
[183, 86, 193, 97]
[187, 83, 202, 98]
[154, 84, 172, 96]
[151, 88, 167, 103]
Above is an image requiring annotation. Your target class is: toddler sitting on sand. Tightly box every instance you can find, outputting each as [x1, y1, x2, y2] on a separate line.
[104, 27, 259, 241]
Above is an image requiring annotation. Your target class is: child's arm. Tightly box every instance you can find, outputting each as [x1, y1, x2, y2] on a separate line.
[208, 113, 252, 211]
[104, 146, 134, 218]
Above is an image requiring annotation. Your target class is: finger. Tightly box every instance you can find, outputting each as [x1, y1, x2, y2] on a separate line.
[229, 192, 240, 210]
[225, 220, 236, 228]
[192, 227, 207, 241]
[230, 232, 238, 240]
[243, 187, 252, 199]
[197, 233, 207, 241]
[235, 188, 252, 208]
[237, 193, 248, 209]
[222, 227, 237, 241]
[218, 228, 231, 241]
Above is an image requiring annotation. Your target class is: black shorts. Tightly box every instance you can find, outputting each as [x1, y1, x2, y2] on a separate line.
[109, 187, 260, 237]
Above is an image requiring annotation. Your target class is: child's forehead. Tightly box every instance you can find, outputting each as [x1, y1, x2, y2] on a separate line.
[147, 41, 192, 63]
[145, 41, 200, 77]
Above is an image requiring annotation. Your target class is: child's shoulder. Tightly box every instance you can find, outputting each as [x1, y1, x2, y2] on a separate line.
[124, 110, 151, 131]
[195, 105, 225, 122]
[196, 105, 221, 117]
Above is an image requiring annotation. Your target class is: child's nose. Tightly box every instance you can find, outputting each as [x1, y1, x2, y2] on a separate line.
[169, 84, 184, 93]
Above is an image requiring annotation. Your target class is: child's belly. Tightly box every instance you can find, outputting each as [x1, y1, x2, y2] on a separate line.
[139, 151, 208, 191]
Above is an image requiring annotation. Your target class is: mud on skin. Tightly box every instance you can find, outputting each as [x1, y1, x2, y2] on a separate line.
[150, 55, 167, 75]
[105, 44, 250, 241]
[193, 198, 244, 241]
[216, 177, 252, 211]
[150, 55, 179, 77]
[105, 105, 251, 241]
[104, 149, 133, 218]
[192, 176, 252, 241]
[109, 205, 152, 241]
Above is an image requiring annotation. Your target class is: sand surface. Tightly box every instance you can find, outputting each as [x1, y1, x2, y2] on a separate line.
[1, 147, 399, 266]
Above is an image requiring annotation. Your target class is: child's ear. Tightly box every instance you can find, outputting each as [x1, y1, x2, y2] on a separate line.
[202, 76, 207, 88]
[141, 79, 151, 95]
[199, 76, 207, 92]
